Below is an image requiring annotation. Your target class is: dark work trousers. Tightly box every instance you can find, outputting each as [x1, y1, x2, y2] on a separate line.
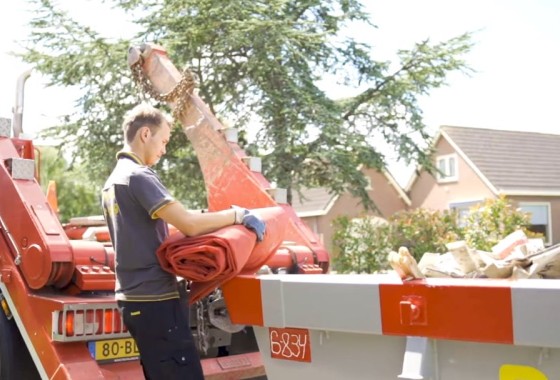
[117, 288, 204, 380]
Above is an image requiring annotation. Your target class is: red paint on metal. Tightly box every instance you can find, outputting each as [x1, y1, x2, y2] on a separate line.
[269, 327, 312, 363]
[99, 360, 144, 379]
[222, 276, 264, 326]
[265, 245, 317, 272]
[64, 226, 88, 240]
[380, 279, 514, 344]
[201, 351, 265, 379]
[0, 233, 114, 378]
[0, 138, 74, 289]
[297, 264, 324, 274]
[11, 138, 35, 160]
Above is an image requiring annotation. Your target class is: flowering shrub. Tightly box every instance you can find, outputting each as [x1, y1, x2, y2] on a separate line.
[332, 195, 534, 273]
[462, 195, 534, 251]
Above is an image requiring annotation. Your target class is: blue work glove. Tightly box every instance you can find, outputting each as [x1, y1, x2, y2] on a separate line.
[233, 207, 266, 242]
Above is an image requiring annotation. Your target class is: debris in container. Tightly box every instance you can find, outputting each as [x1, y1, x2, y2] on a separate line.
[388, 246, 425, 280]
[388, 229, 560, 280]
[491, 229, 529, 259]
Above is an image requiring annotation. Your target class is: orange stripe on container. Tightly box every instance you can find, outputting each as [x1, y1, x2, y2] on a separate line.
[379, 279, 514, 344]
[221, 276, 264, 326]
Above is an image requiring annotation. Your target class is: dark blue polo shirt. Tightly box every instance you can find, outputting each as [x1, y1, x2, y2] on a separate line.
[102, 151, 179, 301]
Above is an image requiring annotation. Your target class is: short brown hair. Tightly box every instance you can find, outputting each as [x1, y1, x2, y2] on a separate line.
[122, 103, 172, 143]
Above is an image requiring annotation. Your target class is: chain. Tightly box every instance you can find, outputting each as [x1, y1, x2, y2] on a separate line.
[195, 299, 210, 355]
[130, 59, 197, 120]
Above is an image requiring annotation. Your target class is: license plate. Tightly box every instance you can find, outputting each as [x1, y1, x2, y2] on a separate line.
[88, 338, 139, 362]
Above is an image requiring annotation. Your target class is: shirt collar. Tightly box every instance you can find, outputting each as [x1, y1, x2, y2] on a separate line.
[116, 151, 145, 165]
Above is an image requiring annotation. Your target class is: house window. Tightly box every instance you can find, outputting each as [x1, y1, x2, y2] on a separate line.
[450, 200, 482, 227]
[436, 154, 458, 183]
[518, 202, 552, 245]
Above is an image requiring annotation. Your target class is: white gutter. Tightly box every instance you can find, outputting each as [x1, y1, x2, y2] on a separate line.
[501, 190, 560, 197]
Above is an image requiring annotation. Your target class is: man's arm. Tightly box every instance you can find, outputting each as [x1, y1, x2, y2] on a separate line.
[155, 202, 237, 237]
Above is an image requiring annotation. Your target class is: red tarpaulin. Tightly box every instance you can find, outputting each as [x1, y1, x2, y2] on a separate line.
[156, 206, 287, 304]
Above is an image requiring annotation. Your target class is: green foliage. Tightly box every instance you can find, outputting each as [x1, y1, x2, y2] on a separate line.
[21, 0, 206, 206]
[333, 208, 462, 273]
[332, 196, 533, 273]
[19, 0, 474, 209]
[462, 195, 533, 251]
[332, 216, 392, 273]
[38, 146, 100, 222]
[387, 208, 463, 260]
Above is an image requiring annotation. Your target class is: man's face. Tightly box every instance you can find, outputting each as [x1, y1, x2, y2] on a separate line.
[144, 122, 171, 166]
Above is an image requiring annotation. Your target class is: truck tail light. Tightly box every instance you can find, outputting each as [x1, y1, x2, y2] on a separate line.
[64, 311, 75, 336]
[103, 309, 122, 334]
[52, 304, 129, 342]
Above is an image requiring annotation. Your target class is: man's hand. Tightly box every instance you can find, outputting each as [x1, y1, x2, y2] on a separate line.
[234, 208, 266, 241]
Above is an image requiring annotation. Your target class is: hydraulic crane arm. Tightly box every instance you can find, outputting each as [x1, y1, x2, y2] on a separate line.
[127, 43, 330, 273]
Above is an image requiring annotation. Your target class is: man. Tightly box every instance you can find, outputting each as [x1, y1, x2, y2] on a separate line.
[102, 103, 265, 379]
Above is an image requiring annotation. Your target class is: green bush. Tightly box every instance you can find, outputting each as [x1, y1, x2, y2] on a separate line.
[387, 208, 463, 261]
[332, 216, 392, 274]
[332, 196, 534, 274]
[333, 209, 462, 273]
[462, 195, 534, 251]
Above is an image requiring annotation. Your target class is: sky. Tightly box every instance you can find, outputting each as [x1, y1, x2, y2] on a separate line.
[1, 1, 559, 185]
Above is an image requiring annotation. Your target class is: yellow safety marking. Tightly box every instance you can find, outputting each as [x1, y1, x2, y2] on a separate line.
[102, 187, 119, 218]
[131, 311, 141, 316]
[500, 364, 548, 380]
[1, 298, 12, 319]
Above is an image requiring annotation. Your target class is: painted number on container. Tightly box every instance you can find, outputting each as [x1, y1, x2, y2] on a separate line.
[269, 327, 311, 362]
[500, 364, 547, 380]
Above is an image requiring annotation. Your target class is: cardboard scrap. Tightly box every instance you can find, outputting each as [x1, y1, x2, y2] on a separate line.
[387, 230, 560, 280]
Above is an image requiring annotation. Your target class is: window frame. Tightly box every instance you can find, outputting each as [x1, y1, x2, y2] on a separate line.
[449, 199, 483, 227]
[364, 177, 373, 191]
[436, 153, 458, 183]
[518, 201, 552, 245]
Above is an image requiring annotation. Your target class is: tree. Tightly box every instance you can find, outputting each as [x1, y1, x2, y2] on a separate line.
[20, 0, 474, 209]
[22, 0, 207, 206]
[37, 146, 100, 222]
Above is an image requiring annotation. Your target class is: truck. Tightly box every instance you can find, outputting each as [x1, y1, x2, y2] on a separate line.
[0, 42, 559, 380]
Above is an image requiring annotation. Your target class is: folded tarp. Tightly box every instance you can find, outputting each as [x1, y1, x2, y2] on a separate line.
[156, 206, 287, 304]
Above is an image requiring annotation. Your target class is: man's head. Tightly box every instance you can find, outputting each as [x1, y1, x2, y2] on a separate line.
[122, 103, 172, 166]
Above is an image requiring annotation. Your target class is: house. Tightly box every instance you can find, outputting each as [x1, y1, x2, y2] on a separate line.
[407, 125, 560, 246]
[291, 167, 411, 254]
[292, 125, 560, 255]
